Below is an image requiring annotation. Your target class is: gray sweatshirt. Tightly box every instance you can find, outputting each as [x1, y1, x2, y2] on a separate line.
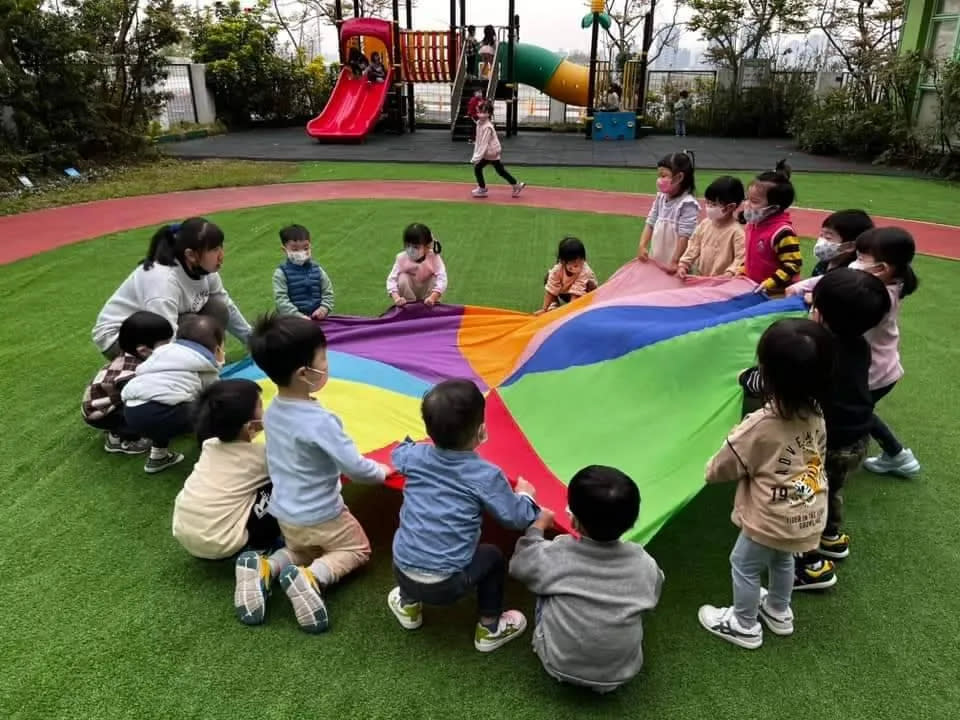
[509, 527, 664, 692]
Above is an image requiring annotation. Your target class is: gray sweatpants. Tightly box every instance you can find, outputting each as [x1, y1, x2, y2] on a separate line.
[731, 531, 793, 629]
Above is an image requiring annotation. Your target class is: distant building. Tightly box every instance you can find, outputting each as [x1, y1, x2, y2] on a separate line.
[900, 0, 960, 124]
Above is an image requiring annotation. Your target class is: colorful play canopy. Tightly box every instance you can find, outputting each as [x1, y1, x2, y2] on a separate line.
[223, 262, 803, 543]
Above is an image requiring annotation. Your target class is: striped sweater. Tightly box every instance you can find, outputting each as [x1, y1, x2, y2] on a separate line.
[742, 211, 803, 293]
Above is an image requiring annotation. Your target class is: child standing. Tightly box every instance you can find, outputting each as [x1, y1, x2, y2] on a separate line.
[812, 210, 874, 277]
[273, 224, 335, 321]
[699, 318, 833, 649]
[536, 237, 598, 314]
[173, 379, 279, 560]
[509, 466, 664, 693]
[677, 176, 745, 279]
[387, 379, 540, 652]
[92, 218, 251, 359]
[386, 223, 447, 306]
[82, 311, 173, 455]
[121, 314, 225, 473]
[740, 161, 802, 294]
[637, 151, 699, 272]
[237, 315, 390, 633]
[464, 25, 480, 77]
[854, 228, 922, 479]
[471, 100, 526, 198]
[674, 90, 690, 137]
[466, 89, 484, 143]
[479, 25, 496, 78]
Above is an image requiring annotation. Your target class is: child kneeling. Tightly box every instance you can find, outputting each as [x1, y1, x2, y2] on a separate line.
[387, 379, 541, 652]
[172, 379, 279, 560]
[509, 466, 664, 693]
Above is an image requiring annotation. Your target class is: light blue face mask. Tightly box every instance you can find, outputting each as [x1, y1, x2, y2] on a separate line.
[405, 246, 426, 263]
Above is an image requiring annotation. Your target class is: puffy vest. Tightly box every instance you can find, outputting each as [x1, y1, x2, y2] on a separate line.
[281, 261, 324, 315]
[744, 210, 797, 285]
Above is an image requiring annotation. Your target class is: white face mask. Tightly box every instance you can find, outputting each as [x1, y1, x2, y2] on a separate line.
[405, 246, 426, 263]
[705, 205, 727, 222]
[814, 238, 841, 262]
[287, 250, 310, 266]
[848, 259, 872, 272]
[743, 206, 776, 225]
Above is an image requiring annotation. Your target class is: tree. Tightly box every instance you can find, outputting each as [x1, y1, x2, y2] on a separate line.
[687, 0, 813, 79]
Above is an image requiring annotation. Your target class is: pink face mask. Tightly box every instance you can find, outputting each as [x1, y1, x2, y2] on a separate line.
[656, 177, 674, 194]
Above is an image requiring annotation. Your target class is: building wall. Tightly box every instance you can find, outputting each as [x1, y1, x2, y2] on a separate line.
[900, 0, 960, 127]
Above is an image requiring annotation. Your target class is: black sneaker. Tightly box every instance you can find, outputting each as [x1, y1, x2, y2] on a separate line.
[144, 451, 184, 474]
[794, 558, 838, 591]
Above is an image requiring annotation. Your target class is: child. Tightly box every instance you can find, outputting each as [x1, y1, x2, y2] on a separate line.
[637, 151, 699, 272]
[121, 314, 224, 473]
[674, 90, 689, 137]
[82, 311, 173, 455]
[812, 209, 873, 277]
[471, 100, 526, 198]
[348, 47, 368, 78]
[173, 379, 279, 560]
[740, 270, 892, 590]
[92, 218, 251, 359]
[739, 161, 802, 295]
[236, 314, 390, 633]
[466, 89, 484, 143]
[509, 465, 664, 692]
[536, 237, 598, 314]
[699, 317, 834, 649]
[365, 52, 387, 84]
[273, 224, 335, 321]
[479, 25, 496, 78]
[386, 379, 540, 652]
[677, 175, 745, 279]
[854, 228, 922, 479]
[387, 223, 447, 306]
[601, 83, 622, 111]
[464, 25, 480, 77]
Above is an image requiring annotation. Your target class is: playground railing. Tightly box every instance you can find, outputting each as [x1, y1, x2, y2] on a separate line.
[449, 39, 469, 128]
[485, 27, 507, 100]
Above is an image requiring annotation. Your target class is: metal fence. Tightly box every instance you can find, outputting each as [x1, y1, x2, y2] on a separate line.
[158, 64, 198, 129]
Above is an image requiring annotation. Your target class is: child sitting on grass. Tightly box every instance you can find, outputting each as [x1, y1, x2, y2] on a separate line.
[677, 176, 745, 279]
[121, 314, 224, 474]
[387, 223, 447, 306]
[235, 315, 390, 633]
[273, 224, 335, 321]
[386, 379, 541, 653]
[509, 465, 664, 693]
[536, 237, 598, 314]
[699, 317, 833, 650]
[172, 379, 278, 560]
[82, 310, 173, 455]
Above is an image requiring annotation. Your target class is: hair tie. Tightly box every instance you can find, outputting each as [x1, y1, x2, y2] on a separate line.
[169, 222, 182, 234]
[683, 149, 696, 168]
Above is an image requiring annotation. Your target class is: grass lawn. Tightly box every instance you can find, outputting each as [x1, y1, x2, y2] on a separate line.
[1, 198, 958, 720]
[3, 157, 960, 226]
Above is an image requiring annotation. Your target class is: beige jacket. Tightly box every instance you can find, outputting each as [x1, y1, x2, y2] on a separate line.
[172, 439, 270, 559]
[679, 219, 745, 277]
[706, 405, 828, 553]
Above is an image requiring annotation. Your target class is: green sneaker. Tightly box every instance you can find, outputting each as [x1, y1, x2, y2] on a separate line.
[387, 587, 423, 630]
[474, 610, 527, 652]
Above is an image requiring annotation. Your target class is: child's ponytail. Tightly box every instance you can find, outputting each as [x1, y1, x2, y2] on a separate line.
[142, 223, 181, 270]
[753, 159, 795, 211]
[899, 265, 918, 298]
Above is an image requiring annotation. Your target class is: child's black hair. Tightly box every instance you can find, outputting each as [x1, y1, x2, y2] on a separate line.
[117, 311, 174, 356]
[609, 82, 622, 94]
[704, 176, 745, 207]
[371, 51, 382, 63]
[752, 159, 794, 211]
[478, 98, 495, 116]
[143, 217, 224, 271]
[194, 379, 262, 443]
[812, 267, 891, 338]
[482, 25, 496, 43]
[249, 313, 327, 387]
[421, 379, 485, 451]
[176, 313, 225, 353]
[855, 227, 918, 298]
[756, 317, 834, 420]
[821, 209, 874, 244]
[403, 223, 442, 254]
[568, 465, 640, 542]
[280, 224, 310, 246]
[557, 237, 586, 263]
[656, 151, 696, 195]
[467, 24, 476, 34]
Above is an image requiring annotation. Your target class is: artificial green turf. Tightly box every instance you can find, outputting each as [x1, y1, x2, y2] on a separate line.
[294, 162, 960, 226]
[1, 199, 958, 720]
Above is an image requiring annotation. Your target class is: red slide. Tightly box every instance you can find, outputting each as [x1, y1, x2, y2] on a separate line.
[306, 67, 393, 141]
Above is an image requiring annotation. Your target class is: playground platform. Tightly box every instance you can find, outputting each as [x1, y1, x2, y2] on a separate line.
[164, 127, 920, 175]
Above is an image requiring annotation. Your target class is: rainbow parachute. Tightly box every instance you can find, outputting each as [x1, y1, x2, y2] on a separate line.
[223, 263, 803, 542]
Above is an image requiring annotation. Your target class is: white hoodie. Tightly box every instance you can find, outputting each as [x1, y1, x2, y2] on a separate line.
[121, 340, 220, 408]
[92, 262, 251, 352]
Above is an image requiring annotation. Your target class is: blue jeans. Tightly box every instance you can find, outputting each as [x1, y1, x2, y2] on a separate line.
[675, 117, 686, 136]
[395, 543, 505, 617]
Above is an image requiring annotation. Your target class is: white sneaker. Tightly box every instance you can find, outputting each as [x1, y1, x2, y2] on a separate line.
[511, 182, 527, 197]
[471, 187, 488, 198]
[278, 565, 329, 634]
[474, 610, 527, 652]
[863, 449, 920, 478]
[758, 588, 794, 636]
[387, 587, 423, 630]
[234, 551, 270, 626]
[698, 605, 763, 649]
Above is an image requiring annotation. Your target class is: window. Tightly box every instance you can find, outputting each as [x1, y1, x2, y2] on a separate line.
[937, 0, 960, 15]
[920, 1, 960, 88]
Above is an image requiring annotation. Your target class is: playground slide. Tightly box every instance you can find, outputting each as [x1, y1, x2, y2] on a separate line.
[306, 67, 393, 141]
[497, 42, 590, 107]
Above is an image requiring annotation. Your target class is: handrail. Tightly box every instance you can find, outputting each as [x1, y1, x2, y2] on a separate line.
[485, 29, 506, 100]
[450, 36, 468, 129]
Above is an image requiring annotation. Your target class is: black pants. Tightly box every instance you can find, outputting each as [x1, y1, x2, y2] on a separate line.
[245, 485, 281, 552]
[474, 159, 517, 189]
[124, 401, 194, 449]
[870, 383, 903, 456]
[395, 543, 505, 617]
[84, 410, 141, 442]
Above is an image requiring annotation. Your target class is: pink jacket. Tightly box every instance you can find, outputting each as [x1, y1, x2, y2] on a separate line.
[386, 251, 448, 297]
